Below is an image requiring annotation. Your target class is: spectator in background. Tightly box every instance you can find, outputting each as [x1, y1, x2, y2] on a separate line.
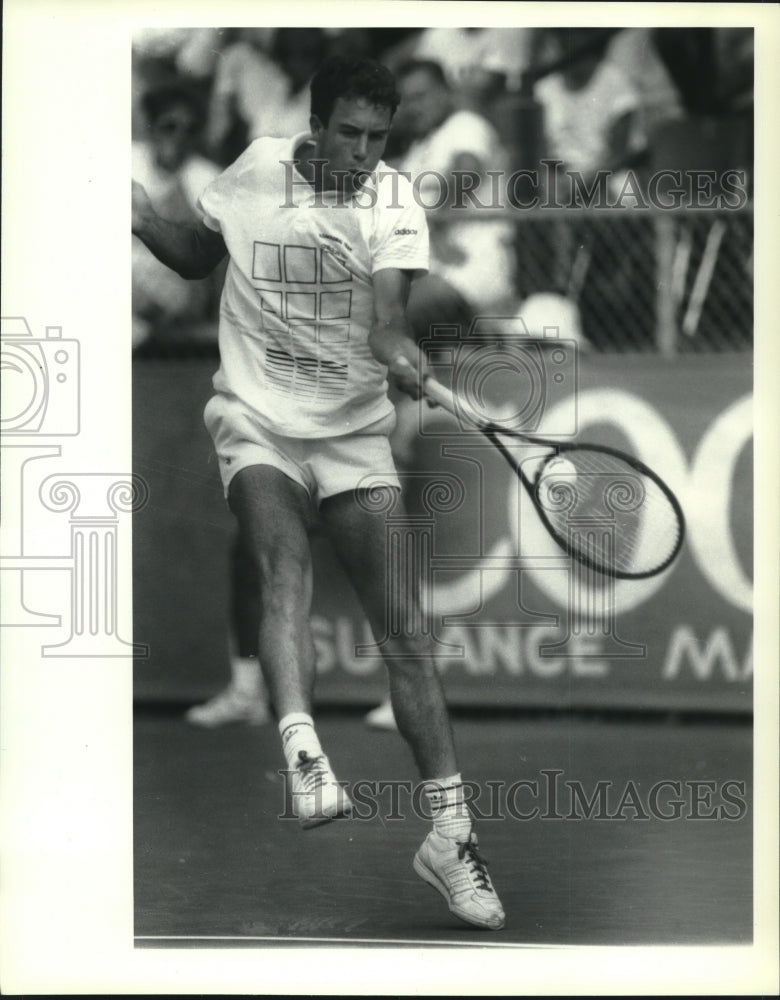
[206, 28, 329, 164]
[534, 28, 684, 194]
[533, 30, 675, 350]
[388, 27, 536, 116]
[605, 28, 684, 144]
[413, 27, 506, 110]
[389, 58, 518, 462]
[393, 59, 518, 318]
[132, 26, 223, 79]
[389, 58, 520, 464]
[132, 86, 223, 350]
[534, 29, 643, 195]
[132, 28, 222, 140]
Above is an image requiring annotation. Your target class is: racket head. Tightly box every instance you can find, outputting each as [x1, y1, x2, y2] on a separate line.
[492, 433, 686, 580]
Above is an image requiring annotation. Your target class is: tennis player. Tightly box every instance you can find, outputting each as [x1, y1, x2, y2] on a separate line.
[132, 54, 505, 931]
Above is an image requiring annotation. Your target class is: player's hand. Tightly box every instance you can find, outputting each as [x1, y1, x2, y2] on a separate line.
[389, 356, 438, 405]
[132, 180, 155, 236]
[389, 355, 422, 399]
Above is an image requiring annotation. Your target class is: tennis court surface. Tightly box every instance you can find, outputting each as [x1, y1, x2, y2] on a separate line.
[134, 708, 751, 947]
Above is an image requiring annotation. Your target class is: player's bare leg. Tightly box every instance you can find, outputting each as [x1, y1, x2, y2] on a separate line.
[229, 465, 316, 714]
[228, 464, 352, 826]
[321, 486, 457, 778]
[321, 485, 505, 930]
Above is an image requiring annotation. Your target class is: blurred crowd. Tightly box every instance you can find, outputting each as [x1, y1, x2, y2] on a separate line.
[132, 26, 754, 353]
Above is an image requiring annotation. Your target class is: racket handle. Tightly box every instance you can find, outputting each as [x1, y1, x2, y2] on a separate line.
[423, 376, 487, 428]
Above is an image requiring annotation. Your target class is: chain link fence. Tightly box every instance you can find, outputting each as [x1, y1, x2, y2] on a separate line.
[510, 207, 753, 354]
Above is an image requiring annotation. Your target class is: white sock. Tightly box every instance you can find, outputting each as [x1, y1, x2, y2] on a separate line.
[278, 712, 323, 770]
[230, 656, 265, 699]
[423, 773, 472, 841]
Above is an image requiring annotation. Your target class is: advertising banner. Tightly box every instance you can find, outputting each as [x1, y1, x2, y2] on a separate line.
[309, 350, 753, 712]
[133, 352, 752, 713]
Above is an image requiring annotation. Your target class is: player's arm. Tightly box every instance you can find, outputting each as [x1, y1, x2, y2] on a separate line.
[132, 180, 227, 279]
[368, 267, 424, 399]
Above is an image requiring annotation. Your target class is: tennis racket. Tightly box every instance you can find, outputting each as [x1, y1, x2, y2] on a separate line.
[422, 374, 685, 580]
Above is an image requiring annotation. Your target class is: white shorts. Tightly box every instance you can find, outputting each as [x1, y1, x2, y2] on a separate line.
[204, 393, 400, 504]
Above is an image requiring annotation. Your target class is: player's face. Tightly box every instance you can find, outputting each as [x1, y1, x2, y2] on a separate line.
[311, 97, 393, 193]
[150, 103, 200, 172]
[398, 70, 449, 138]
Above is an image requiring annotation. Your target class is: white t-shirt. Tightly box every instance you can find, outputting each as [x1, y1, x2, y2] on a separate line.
[198, 133, 429, 438]
[535, 62, 640, 175]
[414, 27, 534, 94]
[212, 43, 312, 141]
[398, 108, 508, 187]
[397, 110, 515, 312]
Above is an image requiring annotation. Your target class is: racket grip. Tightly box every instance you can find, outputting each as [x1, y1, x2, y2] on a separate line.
[422, 375, 456, 411]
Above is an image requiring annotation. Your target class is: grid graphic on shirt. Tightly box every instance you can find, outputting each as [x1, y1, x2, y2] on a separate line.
[265, 346, 348, 400]
[254, 242, 355, 401]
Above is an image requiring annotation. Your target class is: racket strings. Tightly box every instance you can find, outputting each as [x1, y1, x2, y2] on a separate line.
[533, 448, 682, 576]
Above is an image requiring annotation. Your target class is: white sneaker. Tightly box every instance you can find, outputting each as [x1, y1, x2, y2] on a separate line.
[413, 829, 506, 930]
[185, 685, 270, 728]
[289, 750, 353, 829]
[363, 697, 398, 730]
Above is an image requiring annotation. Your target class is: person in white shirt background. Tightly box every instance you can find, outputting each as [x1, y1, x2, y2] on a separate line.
[206, 28, 329, 165]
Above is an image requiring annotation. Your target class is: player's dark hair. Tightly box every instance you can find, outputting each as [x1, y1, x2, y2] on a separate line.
[395, 58, 449, 89]
[141, 85, 205, 127]
[310, 55, 400, 125]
